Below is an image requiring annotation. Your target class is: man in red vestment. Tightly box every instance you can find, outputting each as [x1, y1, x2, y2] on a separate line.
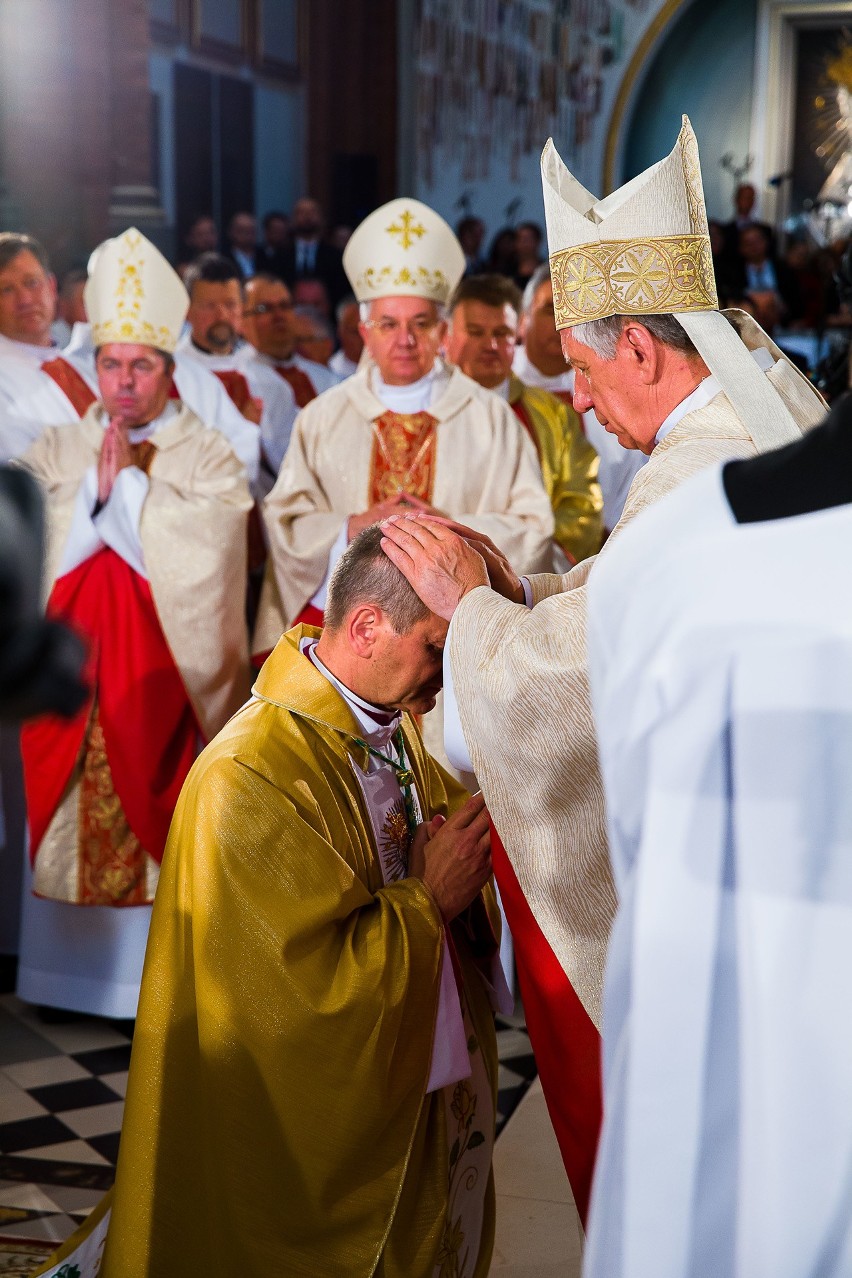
[15, 228, 252, 1017]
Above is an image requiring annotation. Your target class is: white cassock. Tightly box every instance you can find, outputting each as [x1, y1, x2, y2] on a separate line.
[63, 322, 260, 486]
[236, 344, 341, 397]
[512, 345, 646, 531]
[176, 335, 298, 495]
[0, 334, 77, 459]
[586, 461, 852, 1278]
[328, 348, 359, 380]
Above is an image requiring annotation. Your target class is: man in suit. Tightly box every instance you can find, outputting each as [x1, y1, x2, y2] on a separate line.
[279, 197, 348, 307]
[223, 211, 266, 280]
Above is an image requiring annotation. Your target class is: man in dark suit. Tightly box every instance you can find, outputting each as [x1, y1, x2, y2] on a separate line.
[223, 211, 267, 280]
[722, 183, 777, 261]
[279, 197, 348, 307]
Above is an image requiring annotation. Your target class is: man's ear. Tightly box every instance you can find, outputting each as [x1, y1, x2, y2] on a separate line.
[621, 322, 658, 385]
[347, 604, 382, 657]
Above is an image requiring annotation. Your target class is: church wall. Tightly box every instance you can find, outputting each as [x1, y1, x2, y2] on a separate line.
[622, 0, 758, 222]
[408, 0, 762, 245]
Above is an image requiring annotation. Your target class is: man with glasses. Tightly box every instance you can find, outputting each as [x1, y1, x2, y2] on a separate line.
[254, 199, 552, 769]
[178, 253, 297, 496]
[238, 273, 339, 408]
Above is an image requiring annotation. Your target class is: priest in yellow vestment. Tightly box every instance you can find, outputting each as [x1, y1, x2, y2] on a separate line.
[37, 527, 507, 1278]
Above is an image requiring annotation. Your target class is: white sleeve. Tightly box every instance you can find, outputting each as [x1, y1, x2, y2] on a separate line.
[94, 466, 149, 578]
[443, 611, 474, 773]
[260, 380, 298, 475]
[308, 520, 349, 609]
[0, 412, 47, 463]
[57, 466, 105, 576]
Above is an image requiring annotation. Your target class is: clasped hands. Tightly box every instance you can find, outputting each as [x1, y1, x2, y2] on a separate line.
[408, 792, 492, 922]
[380, 512, 525, 621]
[347, 491, 446, 542]
[97, 418, 136, 505]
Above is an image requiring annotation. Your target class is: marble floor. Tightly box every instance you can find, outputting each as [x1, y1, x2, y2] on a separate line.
[0, 986, 550, 1273]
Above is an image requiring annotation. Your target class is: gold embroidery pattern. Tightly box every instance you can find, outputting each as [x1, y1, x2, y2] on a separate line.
[386, 208, 427, 250]
[369, 411, 437, 504]
[438, 1010, 487, 1278]
[90, 229, 176, 352]
[356, 264, 449, 297]
[678, 119, 710, 237]
[549, 233, 717, 329]
[77, 709, 149, 906]
[379, 799, 410, 882]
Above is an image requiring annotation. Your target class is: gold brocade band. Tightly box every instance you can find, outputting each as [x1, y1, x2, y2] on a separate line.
[549, 232, 718, 330]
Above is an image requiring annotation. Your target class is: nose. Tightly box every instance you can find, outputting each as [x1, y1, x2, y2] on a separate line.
[571, 372, 593, 413]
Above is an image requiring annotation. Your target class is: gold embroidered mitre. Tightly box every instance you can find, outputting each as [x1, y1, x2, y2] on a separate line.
[343, 198, 465, 305]
[542, 116, 717, 330]
[85, 228, 189, 354]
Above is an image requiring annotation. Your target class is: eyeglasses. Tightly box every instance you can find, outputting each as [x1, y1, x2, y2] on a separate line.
[244, 300, 294, 316]
[363, 317, 440, 339]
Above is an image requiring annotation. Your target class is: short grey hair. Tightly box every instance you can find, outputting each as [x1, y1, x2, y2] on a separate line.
[325, 525, 430, 633]
[522, 262, 553, 314]
[569, 313, 699, 361]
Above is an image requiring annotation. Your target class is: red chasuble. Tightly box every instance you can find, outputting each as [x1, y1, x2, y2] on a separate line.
[21, 549, 199, 905]
[490, 823, 602, 1227]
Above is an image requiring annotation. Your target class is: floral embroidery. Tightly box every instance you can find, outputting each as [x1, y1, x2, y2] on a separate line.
[379, 799, 410, 882]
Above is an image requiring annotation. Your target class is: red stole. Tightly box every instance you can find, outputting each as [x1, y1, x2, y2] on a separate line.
[212, 368, 254, 414]
[21, 549, 199, 899]
[274, 363, 316, 407]
[40, 357, 97, 417]
[490, 822, 602, 1227]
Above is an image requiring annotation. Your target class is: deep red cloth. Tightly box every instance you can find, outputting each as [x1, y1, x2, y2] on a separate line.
[490, 822, 602, 1227]
[40, 357, 97, 417]
[292, 603, 325, 629]
[21, 549, 199, 865]
[212, 368, 254, 414]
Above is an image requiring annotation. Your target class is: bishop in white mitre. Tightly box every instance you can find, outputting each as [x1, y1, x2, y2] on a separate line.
[380, 118, 828, 1222]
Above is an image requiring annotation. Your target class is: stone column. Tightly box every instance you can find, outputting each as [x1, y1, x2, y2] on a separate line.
[104, 0, 165, 235]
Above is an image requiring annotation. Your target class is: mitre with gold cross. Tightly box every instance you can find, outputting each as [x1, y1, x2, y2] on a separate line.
[541, 116, 810, 451]
[343, 197, 465, 306]
[85, 227, 189, 354]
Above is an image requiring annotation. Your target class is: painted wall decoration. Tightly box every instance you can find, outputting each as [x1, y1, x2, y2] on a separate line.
[414, 0, 650, 191]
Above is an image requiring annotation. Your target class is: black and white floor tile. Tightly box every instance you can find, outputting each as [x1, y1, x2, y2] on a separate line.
[0, 981, 534, 1271]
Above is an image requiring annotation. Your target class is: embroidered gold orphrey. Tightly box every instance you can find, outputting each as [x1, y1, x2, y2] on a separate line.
[548, 120, 718, 329]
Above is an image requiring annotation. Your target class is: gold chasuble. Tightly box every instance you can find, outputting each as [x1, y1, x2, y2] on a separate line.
[46, 628, 499, 1278]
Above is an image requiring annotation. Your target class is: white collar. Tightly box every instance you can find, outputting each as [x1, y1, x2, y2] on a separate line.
[371, 360, 443, 414]
[97, 399, 179, 443]
[63, 322, 93, 358]
[300, 638, 401, 747]
[492, 377, 511, 402]
[655, 346, 777, 445]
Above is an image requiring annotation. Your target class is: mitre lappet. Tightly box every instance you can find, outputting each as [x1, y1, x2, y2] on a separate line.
[342, 196, 466, 304]
[541, 116, 805, 451]
[85, 227, 189, 354]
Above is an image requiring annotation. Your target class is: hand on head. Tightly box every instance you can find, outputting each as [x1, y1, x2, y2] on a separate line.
[410, 793, 492, 921]
[380, 513, 523, 619]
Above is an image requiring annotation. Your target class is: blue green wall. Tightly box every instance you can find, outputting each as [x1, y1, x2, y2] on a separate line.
[623, 0, 758, 221]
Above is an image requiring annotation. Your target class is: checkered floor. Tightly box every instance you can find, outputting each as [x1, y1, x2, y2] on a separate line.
[0, 979, 535, 1264]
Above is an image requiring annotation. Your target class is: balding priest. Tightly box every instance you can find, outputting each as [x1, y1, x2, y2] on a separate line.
[15, 228, 252, 1017]
[380, 118, 828, 1224]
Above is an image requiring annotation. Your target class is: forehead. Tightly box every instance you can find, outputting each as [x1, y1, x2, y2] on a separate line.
[192, 278, 241, 302]
[409, 613, 449, 645]
[531, 278, 553, 310]
[97, 342, 163, 363]
[0, 250, 48, 283]
[369, 295, 438, 320]
[454, 298, 517, 327]
[246, 278, 289, 304]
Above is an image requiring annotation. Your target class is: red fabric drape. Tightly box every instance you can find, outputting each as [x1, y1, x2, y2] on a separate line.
[274, 364, 316, 407]
[490, 822, 602, 1227]
[40, 357, 97, 417]
[21, 549, 199, 866]
[212, 368, 254, 414]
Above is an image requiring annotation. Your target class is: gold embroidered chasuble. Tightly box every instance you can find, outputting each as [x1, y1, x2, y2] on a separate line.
[449, 354, 827, 1028]
[507, 373, 603, 565]
[253, 361, 554, 653]
[17, 404, 253, 902]
[57, 628, 500, 1278]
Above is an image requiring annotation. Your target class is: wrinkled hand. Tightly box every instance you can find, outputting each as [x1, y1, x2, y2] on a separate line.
[347, 492, 417, 541]
[408, 812, 445, 882]
[97, 420, 134, 504]
[414, 793, 491, 922]
[420, 517, 524, 603]
[379, 514, 489, 621]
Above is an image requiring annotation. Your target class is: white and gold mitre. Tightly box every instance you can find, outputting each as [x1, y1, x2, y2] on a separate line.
[542, 116, 717, 330]
[343, 198, 465, 305]
[85, 228, 189, 354]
